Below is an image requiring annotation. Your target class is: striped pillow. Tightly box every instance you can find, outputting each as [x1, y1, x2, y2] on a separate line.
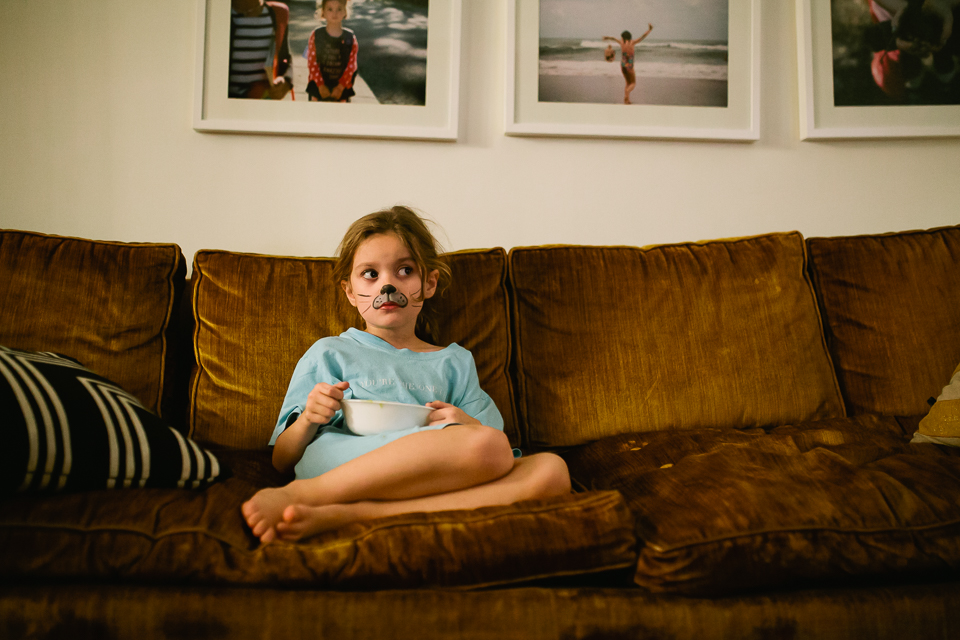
[1, 346, 227, 492]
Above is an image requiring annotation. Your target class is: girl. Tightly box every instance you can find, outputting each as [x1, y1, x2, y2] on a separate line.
[604, 23, 654, 104]
[242, 207, 571, 544]
[306, 0, 358, 102]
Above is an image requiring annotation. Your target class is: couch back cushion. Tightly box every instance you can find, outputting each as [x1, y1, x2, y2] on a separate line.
[509, 233, 844, 448]
[0, 230, 185, 415]
[190, 248, 517, 449]
[807, 225, 960, 417]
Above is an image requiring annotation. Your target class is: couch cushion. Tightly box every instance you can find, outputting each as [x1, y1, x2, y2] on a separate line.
[807, 225, 960, 417]
[190, 248, 517, 449]
[564, 415, 960, 595]
[509, 234, 844, 448]
[0, 230, 185, 415]
[0, 346, 226, 492]
[0, 481, 636, 589]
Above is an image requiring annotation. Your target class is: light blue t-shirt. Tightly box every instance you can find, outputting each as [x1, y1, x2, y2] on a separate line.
[269, 328, 504, 478]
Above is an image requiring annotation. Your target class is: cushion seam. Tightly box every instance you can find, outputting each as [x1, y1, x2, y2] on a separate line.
[645, 517, 960, 553]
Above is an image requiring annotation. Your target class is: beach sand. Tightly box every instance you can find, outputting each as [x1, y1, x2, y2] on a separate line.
[538, 74, 727, 107]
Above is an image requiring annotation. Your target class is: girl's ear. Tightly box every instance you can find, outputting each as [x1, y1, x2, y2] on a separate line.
[422, 269, 440, 300]
[342, 280, 358, 308]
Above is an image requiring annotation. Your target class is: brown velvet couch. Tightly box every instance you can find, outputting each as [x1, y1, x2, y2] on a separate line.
[2, 225, 960, 639]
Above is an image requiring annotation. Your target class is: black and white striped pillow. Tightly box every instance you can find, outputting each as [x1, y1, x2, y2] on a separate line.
[0, 346, 227, 492]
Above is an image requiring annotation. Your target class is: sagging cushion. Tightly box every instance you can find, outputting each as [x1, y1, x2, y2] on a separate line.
[807, 225, 960, 417]
[0, 230, 185, 415]
[190, 249, 517, 449]
[0, 482, 636, 589]
[509, 234, 844, 448]
[564, 415, 960, 595]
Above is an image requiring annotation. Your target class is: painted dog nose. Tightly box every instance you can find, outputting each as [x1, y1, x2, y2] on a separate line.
[380, 284, 397, 294]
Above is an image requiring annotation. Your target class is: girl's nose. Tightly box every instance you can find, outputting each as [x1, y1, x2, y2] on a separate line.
[380, 284, 397, 294]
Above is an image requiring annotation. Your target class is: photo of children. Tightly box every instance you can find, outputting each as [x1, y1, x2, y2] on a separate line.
[832, 0, 960, 105]
[538, 0, 729, 107]
[228, 0, 429, 106]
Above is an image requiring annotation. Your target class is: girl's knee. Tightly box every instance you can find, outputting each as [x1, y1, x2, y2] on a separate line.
[525, 453, 571, 498]
[453, 424, 514, 478]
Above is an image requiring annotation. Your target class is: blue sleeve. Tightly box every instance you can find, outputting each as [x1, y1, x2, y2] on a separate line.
[453, 350, 504, 431]
[269, 340, 346, 445]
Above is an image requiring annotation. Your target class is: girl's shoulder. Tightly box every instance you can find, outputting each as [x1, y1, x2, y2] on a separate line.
[302, 332, 360, 356]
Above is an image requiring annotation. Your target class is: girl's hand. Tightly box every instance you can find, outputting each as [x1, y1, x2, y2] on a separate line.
[425, 401, 480, 427]
[303, 381, 350, 426]
[267, 77, 291, 100]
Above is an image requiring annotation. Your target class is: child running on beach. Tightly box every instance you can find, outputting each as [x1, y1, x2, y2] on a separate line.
[306, 0, 358, 102]
[242, 206, 571, 544]
[604, 23, 654, 104]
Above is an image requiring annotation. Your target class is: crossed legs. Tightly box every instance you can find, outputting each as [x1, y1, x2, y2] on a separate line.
[242, 424, 571, 544]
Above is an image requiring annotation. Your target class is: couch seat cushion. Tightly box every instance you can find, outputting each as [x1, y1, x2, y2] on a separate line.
[564, 415, 960, 595]
[807, 225, 960, 417]
[0, 481, 636, 589]
[0, 230, 185, 415]
[509, 234, 844, 448]
[190, 248, 518, 449]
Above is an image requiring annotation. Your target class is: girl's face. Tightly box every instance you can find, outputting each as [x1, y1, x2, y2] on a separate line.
[342, 233, 438, 338]
[317, 1, 347, 28]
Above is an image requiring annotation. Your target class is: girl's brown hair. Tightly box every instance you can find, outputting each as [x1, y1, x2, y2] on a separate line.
[334, 206, 452, 342]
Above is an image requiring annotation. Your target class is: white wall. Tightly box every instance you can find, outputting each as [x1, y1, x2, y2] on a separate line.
[1, 0, 958, 266]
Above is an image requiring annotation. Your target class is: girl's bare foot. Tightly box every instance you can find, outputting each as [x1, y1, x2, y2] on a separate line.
[242, 486, 302, 543]
[275, 503, 358, 541]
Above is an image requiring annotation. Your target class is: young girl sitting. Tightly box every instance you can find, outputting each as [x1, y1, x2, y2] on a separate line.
[242, 206, 571, 544]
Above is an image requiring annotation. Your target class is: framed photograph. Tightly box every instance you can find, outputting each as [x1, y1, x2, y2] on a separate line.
[505, 0, 760, 141]
[193, 0, 461, 140]
[797, 0, 960, 139]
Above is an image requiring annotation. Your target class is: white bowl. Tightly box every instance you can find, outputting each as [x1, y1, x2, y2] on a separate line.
[340, 399, 434, 435]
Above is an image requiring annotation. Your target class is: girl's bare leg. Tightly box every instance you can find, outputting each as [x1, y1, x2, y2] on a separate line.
[274, 453, 571, 541]
[242, 424, 515, 542]
[624, 70, 637, 104]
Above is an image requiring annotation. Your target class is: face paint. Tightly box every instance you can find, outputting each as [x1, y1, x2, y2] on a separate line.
[372, 284, 409, 310]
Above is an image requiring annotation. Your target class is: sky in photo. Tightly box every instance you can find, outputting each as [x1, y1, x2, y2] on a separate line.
[539, 0, 729, 42]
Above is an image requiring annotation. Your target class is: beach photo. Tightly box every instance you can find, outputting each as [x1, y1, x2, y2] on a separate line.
[538, 0, 729, 107]
[228, 0, 428, 105]
[831, 0, 960, 106]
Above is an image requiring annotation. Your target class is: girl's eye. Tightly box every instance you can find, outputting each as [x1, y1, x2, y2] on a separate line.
[398, 266, 414, 276]
[361, 269, 378, 280]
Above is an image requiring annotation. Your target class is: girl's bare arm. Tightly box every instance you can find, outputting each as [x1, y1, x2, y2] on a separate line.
[632, 23, 654, 44]
[272, 381, 350, 474]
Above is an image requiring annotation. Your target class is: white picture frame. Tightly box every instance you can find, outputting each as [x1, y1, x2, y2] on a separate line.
[797, 0, 960, 140]
[505, 0, 760, 141]
[193, 0, 462, 141]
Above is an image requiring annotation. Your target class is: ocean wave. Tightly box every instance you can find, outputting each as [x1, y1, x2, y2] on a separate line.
[576, 39, 728, 52]
[539, 59, 728, 81]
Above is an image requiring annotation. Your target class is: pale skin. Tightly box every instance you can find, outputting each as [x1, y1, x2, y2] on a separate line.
[604, 24, 654, 104]
[313, 0, 348, 101]
[242, 232, 572, 544]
